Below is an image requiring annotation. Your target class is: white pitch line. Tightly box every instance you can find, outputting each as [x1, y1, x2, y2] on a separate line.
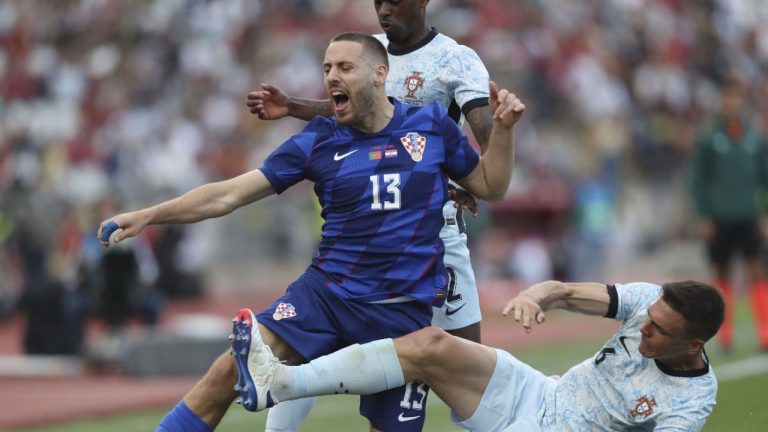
[715, 354, 768, 382]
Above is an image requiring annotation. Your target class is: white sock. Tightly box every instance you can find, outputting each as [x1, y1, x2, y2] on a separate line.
[265, 397, 316, 432]
[274, 339, 404, 401]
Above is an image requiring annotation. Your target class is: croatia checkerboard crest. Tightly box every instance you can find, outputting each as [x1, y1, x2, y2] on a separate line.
[272, 302, 297, 321]
[400, 132, 426, 162]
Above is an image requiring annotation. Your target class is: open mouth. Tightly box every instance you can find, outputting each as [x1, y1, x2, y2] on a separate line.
[331, 90, 350, 113]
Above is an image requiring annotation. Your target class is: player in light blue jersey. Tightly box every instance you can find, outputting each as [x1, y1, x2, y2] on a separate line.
[237, 279, 725, 431]
[98, 32, 525, 432]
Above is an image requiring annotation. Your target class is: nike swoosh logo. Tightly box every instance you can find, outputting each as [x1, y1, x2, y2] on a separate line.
[619, 336, 631, 357]
[445, 303, 466, 316]
[334, 149, 358, 161]
[398, 413, 421, 422]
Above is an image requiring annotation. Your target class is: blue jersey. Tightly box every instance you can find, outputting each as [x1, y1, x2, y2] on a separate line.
[259, 99, 480, 305]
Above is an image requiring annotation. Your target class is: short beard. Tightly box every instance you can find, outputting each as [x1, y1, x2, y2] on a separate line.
[345, 85, 376, 129]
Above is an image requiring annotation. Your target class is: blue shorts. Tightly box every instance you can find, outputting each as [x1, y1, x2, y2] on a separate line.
[256, 266, 433, 431]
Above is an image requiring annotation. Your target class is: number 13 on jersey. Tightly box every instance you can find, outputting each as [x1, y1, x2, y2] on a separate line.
[370, 173, 401, 210]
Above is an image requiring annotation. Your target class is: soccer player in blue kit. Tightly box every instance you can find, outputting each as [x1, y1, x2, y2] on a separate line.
[248, 0, 492, 345]
[248, 1, 495, 426]
[236, 279, 725, 431]
[98, 32, 525, 432]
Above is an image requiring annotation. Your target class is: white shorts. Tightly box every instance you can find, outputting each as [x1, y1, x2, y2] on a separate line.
[431, 201, 482, 331]
[452, 350, 555, 432]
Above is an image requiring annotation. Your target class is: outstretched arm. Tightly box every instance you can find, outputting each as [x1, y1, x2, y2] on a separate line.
[502, 280, 611, 332]
[454, 81, 522, 202]
[246, 83, 333, 121]
[97, 170, 275, 246]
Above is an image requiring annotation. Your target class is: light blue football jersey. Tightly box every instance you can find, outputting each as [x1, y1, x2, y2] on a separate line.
[374, 28, 490, 127]
[540, 283, 718, 431]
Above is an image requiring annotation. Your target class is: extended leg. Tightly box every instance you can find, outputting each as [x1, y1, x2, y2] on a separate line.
[240, 320, 497, 422]
[393, 327, 496, 420]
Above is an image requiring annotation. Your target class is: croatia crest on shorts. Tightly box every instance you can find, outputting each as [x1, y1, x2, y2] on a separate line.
[400, 132, 426, 162]
[273, 302, 297, 321]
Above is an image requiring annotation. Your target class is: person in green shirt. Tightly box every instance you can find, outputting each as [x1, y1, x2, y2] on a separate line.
[690, 75, 768, 351]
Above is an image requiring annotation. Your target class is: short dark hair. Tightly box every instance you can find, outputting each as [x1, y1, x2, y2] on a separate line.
[330, 32, 389, 68]
[661, 280, 725, 341]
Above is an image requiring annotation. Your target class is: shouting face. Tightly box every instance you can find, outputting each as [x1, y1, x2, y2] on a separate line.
[324, 41, 380, 128]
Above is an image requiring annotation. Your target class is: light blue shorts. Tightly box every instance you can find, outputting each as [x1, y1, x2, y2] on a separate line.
[452, 349, 556, 431]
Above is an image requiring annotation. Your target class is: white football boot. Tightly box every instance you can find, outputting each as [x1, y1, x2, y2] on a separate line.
[231, 308, 281, 412]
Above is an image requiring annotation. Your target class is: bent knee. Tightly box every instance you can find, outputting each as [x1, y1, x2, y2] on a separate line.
[405, 327, 453, 363]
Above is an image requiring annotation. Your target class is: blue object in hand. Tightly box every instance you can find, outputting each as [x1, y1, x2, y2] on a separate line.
[101, 220, 120, 243]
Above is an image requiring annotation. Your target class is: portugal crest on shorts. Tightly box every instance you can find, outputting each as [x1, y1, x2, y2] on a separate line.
[630, 395, 657, 418]
[273, 302, 297, 321]
[400, 132, 426, 162]
[403, 71, 424, 99]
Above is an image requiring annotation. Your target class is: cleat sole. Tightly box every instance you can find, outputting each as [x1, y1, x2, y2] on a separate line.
[232, 309, 259, 412]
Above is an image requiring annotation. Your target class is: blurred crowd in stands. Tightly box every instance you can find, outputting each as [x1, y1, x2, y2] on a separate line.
[1, 0, 767, 354]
